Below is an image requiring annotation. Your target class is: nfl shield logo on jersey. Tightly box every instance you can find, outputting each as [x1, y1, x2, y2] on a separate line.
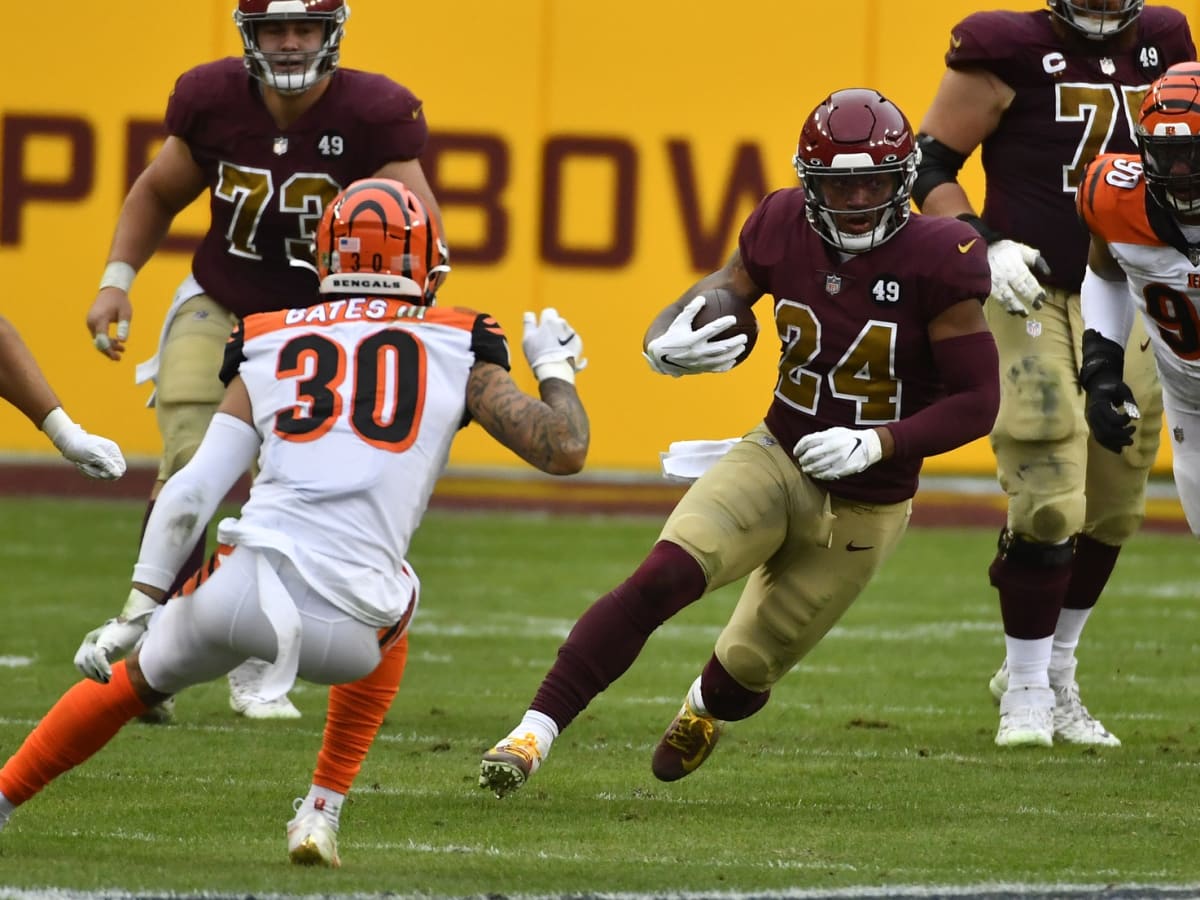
[1100, 58, 1116, 75]
[273, 137, 289, 156]
[825, 274, 843, 296]
[1174, 426, 1185, 444]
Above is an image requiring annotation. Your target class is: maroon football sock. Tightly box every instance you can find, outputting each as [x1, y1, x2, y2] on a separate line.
[165, 532, 208, 599]
[1063, 534, 1120, 611]
[989, 552, 1071, 639]
[699, 653, 770, 721]
[530, 541, 707, 731]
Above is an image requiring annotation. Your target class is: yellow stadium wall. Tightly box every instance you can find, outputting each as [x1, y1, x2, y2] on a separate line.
[2, 1, 1196, 477]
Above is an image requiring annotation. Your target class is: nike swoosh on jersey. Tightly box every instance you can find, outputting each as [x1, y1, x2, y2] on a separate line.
[1140, 338, 1151, 352]
[958, 239, 978, 253]
[951, 33, 962, 49]
[846, 541, 874, 552]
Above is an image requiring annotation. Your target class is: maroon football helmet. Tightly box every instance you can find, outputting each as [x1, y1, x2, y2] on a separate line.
[234, 0, 349, 94]
[1047, 0, 1143, 41]
[792, 88, 919, 253]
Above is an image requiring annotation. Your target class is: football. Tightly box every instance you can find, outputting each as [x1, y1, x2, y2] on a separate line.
[690, 288, 758, 366]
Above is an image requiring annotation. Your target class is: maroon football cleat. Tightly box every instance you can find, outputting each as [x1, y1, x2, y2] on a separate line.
[651, 699, 723, 782]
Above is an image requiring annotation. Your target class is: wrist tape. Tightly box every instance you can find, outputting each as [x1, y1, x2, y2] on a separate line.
[99, 261, 136, 292]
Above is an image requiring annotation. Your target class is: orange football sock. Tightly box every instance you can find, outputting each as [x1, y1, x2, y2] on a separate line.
[0, 661, 150, 806]
[313, 634, 408, 795]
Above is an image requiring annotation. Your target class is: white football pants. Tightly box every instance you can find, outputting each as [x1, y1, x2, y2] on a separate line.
[138, 544, 385, 696]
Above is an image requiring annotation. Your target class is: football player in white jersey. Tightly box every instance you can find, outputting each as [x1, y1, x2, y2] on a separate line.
[1078, 62, 1200, 536]
[0, 179, 589, 867]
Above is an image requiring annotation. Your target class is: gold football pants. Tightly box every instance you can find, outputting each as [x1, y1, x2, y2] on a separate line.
[153, 294, 240, 485]
[660, 423, 911, 693]
[986, 287, 1160, 545]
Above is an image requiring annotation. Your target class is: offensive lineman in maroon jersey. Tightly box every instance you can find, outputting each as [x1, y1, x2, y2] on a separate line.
[914, 0, 1194, 748]
[82, 0, 443, 720]
[478, 89, 1000, 796]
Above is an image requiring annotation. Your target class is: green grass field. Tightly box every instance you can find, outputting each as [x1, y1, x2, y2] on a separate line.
[0, 497, 1197, 897]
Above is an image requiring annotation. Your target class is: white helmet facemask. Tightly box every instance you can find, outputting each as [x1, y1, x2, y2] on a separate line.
[234, 2, 349, 95]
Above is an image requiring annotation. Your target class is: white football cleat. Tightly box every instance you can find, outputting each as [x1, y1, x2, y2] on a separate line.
[995, 685, 1054, 748]
[287, 797, 340, 868]
[987, 659, 1008, 705]
[228, 659, 301, 719]
[137, 695, 177, 725]
[1051, 678, 1120, 747]
[233, 694, 302, 719]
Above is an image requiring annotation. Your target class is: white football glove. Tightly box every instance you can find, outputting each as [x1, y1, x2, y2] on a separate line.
[643, 296, 747, 377]
[987, 240, 1050, 318]
[794, 427, 883, 480]
[41, 408, 126, 480]
[522, 307, 586, 384]
[74, 588, 159, 683]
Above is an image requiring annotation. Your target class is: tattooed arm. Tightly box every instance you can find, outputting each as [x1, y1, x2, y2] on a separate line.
[466, 361, 590, 475]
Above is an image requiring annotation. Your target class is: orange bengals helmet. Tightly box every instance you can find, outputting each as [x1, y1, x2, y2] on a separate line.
[315, 179, 450, 305]
[1138, 63, 1200, 218]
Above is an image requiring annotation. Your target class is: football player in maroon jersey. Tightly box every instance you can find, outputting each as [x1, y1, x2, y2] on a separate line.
[914, 0, 1194, 748]
[479, 89, 1000, 797]
[0, 316, 125, 481]
[82, 0, 444, 721]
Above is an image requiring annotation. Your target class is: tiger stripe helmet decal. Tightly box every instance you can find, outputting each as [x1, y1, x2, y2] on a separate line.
[1138, 63, 1200, 218]
[316, 178, 450, 305]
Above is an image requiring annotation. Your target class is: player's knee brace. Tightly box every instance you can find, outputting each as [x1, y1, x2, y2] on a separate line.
[994, 527, 1075, 568]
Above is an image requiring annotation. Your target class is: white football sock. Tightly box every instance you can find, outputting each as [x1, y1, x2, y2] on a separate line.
[1051, 607, 1091, 671]
[685, 675, 709, 716]
[1004, 635, 1054, 690]
[510, 710, 558, 757]
[302, 785, 344, 830]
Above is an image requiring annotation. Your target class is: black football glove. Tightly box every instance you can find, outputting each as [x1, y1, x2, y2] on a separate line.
[1079, 329, 1137, 454]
